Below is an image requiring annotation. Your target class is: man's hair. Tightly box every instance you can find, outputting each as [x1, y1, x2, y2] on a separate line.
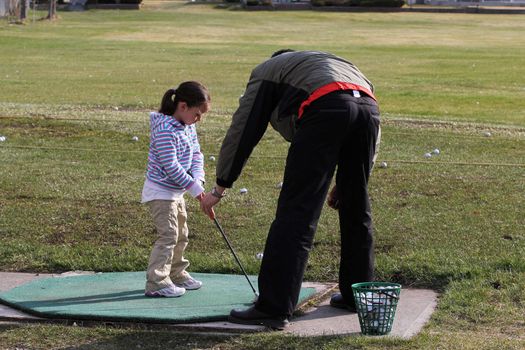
[271, 49, 295, 58]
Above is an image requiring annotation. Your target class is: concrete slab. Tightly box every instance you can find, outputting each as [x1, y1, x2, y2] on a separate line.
[286, 288, 438, 338]
[0, 303, 43, 321]
[0, 272, 52, 292]
[0, 272, 437, 338]
[391, 288, 438, 338]
[0, 273, 50, 323]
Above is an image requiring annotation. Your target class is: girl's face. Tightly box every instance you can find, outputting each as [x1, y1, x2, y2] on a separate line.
[174, 102, 209, 125]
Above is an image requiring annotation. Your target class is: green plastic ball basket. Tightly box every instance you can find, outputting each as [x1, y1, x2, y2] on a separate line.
[352, 282, 402, 335]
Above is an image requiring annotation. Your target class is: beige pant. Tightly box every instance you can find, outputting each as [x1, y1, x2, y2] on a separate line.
[145, 199, 191, 292]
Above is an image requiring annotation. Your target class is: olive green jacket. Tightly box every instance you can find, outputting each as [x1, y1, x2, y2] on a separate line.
[216, 50, 375, 188]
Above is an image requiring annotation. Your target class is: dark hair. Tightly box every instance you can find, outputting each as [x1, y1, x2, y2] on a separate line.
[271, 49, 295, 58]
[159, 81, 210, 116]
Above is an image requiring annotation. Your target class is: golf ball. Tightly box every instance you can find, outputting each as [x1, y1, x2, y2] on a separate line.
[131, 136, 139, 142]
[379, 161, 388, 168]
[276, 182, 283, 189]
[240, 188, 248, 194]
[432, 148, 440, 155]
[0, 136, 5, 142]
[209, 156, 216, 161]
[484, 131, 492, 137]
[256, 252, 264, 260]
[424, 153, 432, 159]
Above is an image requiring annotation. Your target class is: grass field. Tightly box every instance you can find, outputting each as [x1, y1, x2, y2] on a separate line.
[1, 2, 524, 349]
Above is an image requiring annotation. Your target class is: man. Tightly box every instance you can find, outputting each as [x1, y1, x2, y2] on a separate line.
[200, 50, 381, 329]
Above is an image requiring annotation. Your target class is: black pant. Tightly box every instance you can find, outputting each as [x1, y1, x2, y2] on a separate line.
[255, 91, 380, 317]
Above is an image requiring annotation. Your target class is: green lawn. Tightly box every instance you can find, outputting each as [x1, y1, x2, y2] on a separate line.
[0, 3, 524, 349]
[1, 3, 525, 125]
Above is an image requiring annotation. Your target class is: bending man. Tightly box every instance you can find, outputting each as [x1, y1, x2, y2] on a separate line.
[200, 50, 381, 329]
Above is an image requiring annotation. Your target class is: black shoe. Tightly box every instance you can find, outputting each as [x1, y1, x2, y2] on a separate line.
[330, 293, 357, 312]
[228, 306, 289, 330]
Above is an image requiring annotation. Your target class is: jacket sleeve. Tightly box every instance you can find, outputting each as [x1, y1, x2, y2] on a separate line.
[189, 125, 205, 183]
[216, 64, 280, 188]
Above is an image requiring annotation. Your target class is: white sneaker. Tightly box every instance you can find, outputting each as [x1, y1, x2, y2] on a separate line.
[174, 276, 202, 290]
[145, 284, 186, 298]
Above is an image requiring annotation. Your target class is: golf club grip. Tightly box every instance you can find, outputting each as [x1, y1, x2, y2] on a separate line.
[213, 218, 258, 295]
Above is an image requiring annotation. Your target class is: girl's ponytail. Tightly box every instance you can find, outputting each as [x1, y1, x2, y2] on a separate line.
[159, 82, 210, 116]
[159, 88, 177, 116]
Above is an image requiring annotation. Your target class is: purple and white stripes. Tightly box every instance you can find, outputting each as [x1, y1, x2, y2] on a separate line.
[145, 112, 204, 191]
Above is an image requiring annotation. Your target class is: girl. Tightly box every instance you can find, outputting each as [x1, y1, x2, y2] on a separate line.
[142, 81, 210, 297]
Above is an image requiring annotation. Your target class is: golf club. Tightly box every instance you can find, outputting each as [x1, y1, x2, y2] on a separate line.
[213, 217, 259, 302]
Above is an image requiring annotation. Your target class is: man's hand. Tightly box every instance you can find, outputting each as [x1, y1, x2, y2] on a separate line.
[197, 192, 217, 220]
[327, 185, 340, 210]
[200, 192, 220, 220]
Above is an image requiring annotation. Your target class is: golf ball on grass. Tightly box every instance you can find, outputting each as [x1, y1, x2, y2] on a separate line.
[276, 182, 283, 189]
[424, 153, 432, 159]
[379, 161, 387, 168]
[131, 136, 139, 142]
[209, 156, 216, 161]
[484, 131, 492, 137]
[431, 148, 440, 155]
[0, 136, 6, 142]
[256, 252, 264, 260]
[240, 188, 248, 194]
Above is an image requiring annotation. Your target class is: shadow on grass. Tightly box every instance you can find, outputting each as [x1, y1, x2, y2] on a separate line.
[378, 269, 478, 293]
[70, 332, 231, 350]
[0, 323, 232, 350]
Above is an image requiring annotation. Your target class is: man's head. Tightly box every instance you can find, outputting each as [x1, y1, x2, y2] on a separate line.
[271, 49, 295, 58]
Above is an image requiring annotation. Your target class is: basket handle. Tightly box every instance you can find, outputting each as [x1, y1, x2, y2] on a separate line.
[377, 290, 400, 300]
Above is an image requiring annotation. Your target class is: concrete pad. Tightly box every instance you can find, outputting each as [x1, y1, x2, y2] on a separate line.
[0, 272, 437, 338]
[390, 288, 438, 338]
[0, 272, 51, 323]
[0, 272, 52, 292]
[286, 288, 438, 338]
[0, 303, 43, 321]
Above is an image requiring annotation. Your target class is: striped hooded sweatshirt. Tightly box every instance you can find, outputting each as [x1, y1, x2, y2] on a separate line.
[216, 50, 375, 188]
[144, 112, 205, 197]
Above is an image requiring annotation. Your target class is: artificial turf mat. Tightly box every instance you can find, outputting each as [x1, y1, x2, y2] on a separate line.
[0, 272, 316, 323]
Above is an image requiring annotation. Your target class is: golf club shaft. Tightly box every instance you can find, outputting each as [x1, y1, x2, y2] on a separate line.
[213, 217, 258, 296]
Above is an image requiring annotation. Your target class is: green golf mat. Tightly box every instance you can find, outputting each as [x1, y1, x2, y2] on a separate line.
[0, 272, 316, 323]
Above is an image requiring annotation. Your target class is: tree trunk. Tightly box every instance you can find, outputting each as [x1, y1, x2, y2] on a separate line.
[47, 0, 57, 20]
[19, 0, 29, 21]
[9, 0, 20, 17]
